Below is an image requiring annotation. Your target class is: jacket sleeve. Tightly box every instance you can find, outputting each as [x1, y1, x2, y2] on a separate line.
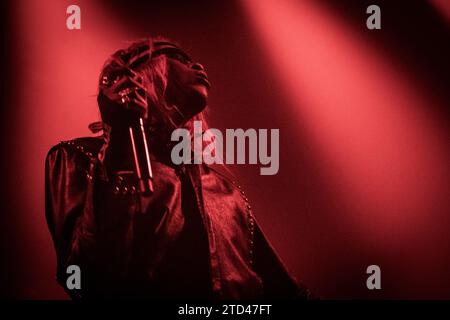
[252, 220, 314, 299]
[45, 144, 104, 298]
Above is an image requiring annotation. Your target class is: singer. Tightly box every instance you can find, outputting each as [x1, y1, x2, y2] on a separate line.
[45, 37, 312, 299]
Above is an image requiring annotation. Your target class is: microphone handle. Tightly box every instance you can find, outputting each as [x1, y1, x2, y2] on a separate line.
[129, 117, 154, 195]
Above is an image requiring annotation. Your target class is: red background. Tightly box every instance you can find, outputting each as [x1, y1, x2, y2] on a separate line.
[1, 0, 449, 299]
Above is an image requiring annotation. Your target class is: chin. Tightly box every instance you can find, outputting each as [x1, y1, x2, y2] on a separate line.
[188, 84, 209, 112]
[191, 83, 209, 100]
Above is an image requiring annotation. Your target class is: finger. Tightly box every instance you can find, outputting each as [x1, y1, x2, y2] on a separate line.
[110, 74, 141, 90]
[127, 77, 147, 92]
[120, 89, 147, 106]
[125, 68, 144, 84]
[133, 89, 147, 102]
[118, 86, 146, 102]
[128, 90, 148, 107]
[114, 78, 147, 96]
[124, 84, 147, 100]
[125, 98, 148, 114]
[118, 94, 131, 105]
[110, 76, 131, 91]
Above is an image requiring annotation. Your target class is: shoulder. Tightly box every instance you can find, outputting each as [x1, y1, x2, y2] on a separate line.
[45, 136, 106, 184]
[45, 136, 105, 177]
[47, 136, 104, 161]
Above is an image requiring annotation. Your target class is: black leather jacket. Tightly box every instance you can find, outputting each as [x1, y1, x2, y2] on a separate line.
[45, 135, 311, 299]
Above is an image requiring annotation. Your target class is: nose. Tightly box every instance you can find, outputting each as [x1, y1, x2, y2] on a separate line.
[191, 62, 205, 72]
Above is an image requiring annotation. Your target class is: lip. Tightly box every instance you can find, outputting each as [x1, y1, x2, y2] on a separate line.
[196, 72, 211, 89]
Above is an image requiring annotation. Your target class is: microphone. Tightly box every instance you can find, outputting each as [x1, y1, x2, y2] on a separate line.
[129, 117, 154, 195]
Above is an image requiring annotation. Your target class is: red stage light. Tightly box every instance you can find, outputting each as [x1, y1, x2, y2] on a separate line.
[241, 0, 449, 245]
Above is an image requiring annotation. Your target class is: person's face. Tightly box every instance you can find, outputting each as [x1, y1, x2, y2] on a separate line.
[156, 45, 211, 119]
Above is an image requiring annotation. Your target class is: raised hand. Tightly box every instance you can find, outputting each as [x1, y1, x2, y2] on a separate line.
[98, 68, 149, 126]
